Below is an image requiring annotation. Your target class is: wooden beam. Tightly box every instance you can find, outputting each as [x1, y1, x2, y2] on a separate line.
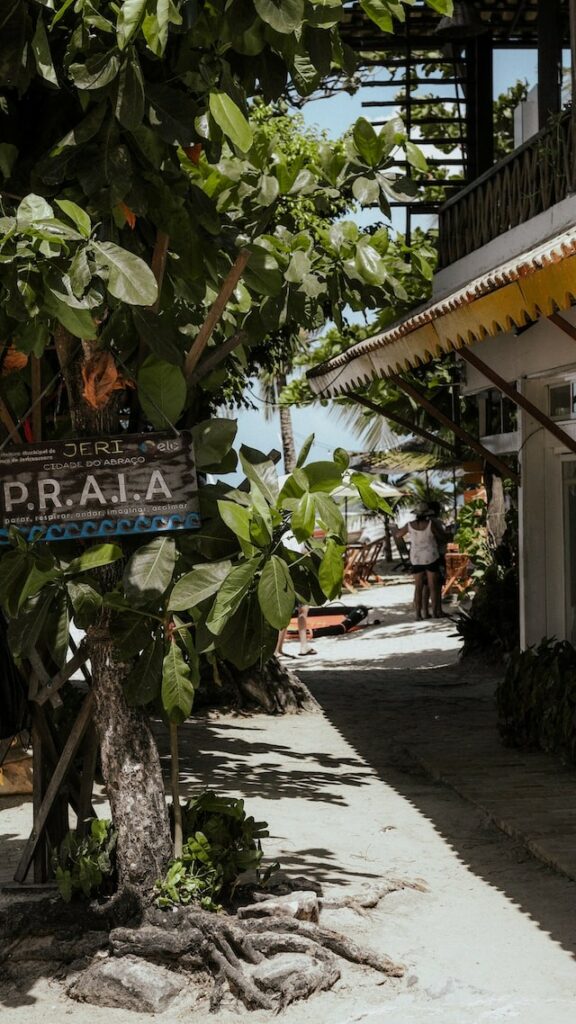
[189, 330, 247, 384]
[349, 393, 460, 456]
[458, 347, 576, 457]
[0, 397, 22, 445]
[549, 311, 576, 343]
[33, 643, 89, 706]
[184, 250, 250, 381]
[538, 0, 562, 127]
[391, 374, 520, 484]
[14, 692, 94, 883]
[31, 356, 42, 442]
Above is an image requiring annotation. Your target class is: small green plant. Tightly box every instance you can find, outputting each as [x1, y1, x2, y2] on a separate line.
[454, 498, 490, 574]
[497, 638, 576, 763]
[455, 564, 519, 659]
[155, 792, 270, 911]
[53, 819, 117, 903]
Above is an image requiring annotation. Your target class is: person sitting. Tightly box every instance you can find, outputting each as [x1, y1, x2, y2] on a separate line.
[393, 503, 445, 621]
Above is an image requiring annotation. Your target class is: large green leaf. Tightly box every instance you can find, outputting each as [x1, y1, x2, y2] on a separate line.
[162, 641, 195, 723]
[66, 543, 123, 575]
[291, 492, 316, 541]
[406, 141, 428, 172]
[353, 118, 382, 167]
[354, 240, 385, 287]
[243, 247, 283, 297]
[192, 419, 237, 469]
[254, 0, 305, 33]
[257, 556, 295, 630]
[217, 593, 277, 670]
[217, 501, 252, 543]
[43, 289, 97, 339]
[239, 447, 278, 505]
[115, 52, 145, 130]
[116, 0, 148, 48]
[91, 241, 158, 306]
[168, 561, 232, 611]
[296, 433, 314, 468]
[124, 536, 176, 604]
[352, 175, 380, 205]
[137, 357, 187, 429]
[55, 199, 91, 239]
[209, 93, 253, 153]
[67, 581, 102, 630]
[313, 492, 346, 540]
[124, 637, 163, 705]
[359, 0, 395, 33]
[142, 0, 182, 56]
[303, 460, 343, 493]
[70, 52, 121, 90]
[206, 557, 261, 635]
[318, 539, 344, 599]
[32, 16, 58, 86]
[45, 592, 70, 669]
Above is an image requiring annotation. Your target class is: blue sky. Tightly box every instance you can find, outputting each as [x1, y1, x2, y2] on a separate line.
[230, 48, 542, 474]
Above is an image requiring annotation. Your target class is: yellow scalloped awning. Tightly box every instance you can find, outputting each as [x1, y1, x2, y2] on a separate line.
[307, 228, 576, 398]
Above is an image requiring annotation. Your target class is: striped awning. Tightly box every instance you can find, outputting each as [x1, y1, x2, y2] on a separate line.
[307, 226, 576, 398]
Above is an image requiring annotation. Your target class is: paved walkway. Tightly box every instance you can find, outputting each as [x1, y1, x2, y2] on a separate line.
[297, 579, 576, 884]
[2, 578, 576, 1023]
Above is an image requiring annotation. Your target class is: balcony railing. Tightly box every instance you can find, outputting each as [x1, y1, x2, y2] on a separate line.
[438, 113, 576, 269]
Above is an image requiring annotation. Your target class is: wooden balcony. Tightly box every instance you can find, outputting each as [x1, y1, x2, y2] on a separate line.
[438, 113, 576, 268]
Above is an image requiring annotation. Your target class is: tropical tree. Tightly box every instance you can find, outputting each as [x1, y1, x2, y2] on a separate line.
[0, 0, 456, 908]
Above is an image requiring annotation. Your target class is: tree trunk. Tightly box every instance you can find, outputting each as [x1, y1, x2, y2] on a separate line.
[484, 466, 506, 549]
[54, 328, 172, 897]
[277, 374, 296, 474]
[88, 609, 172, 896]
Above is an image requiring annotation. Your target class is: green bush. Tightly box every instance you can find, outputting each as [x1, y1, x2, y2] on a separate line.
[155, 792, 271, 911]
[497, 638, 576, 763]
[52, 818, 117, 902]
[455, 564, 519, 659]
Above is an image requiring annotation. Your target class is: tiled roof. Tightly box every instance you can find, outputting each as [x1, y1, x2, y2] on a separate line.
[307, 227, 576, 398]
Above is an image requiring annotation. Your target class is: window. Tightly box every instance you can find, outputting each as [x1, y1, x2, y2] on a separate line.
[549, 383, 576, 420]
[484, 389, 517, 435]
[563, 462, 576, 644]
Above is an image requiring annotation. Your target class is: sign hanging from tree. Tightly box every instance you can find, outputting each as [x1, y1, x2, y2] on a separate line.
[0, 432, 199, 542]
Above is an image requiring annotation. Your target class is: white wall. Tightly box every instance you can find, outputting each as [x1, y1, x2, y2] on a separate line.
[460, 314, 576, 647]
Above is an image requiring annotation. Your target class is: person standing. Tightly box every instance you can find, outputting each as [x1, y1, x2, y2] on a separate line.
[393, 504, 444, 620]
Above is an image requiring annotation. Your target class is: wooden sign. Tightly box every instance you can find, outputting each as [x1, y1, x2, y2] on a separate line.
[0, 431, 200, 542]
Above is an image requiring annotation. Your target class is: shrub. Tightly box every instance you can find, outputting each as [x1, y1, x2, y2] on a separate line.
[155, 792, 271, 911]
[53, 818, 117, 902]
[497, 638, 576, 763]
[455, 564, 519, 659]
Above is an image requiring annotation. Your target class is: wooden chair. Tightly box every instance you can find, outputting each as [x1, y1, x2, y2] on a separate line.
[442, 548, 471, 598]
[343, 540, 384, 590]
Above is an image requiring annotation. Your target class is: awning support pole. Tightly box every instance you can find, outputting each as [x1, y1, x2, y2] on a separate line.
[349, 393, 460, 456]
[458, 346, 576, 457]
[390, 374, 520, 484]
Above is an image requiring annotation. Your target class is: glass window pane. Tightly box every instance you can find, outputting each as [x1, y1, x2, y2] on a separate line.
[550, 384, 571, 419]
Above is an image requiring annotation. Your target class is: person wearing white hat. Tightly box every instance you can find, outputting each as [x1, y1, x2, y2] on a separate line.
[393, 503, 445, 621]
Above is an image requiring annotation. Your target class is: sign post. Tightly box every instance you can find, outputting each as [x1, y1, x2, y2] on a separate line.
[0, 431, 200, 542]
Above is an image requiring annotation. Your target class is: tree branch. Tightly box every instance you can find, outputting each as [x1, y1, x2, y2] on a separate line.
[184, 250, 251, 381]
[189, 331, 247, 384]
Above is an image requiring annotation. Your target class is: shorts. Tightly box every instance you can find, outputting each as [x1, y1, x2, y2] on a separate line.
[410, 559, 440, 573]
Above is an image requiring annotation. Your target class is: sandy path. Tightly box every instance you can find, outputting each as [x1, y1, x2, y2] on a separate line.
[2, 580, 576, 1022]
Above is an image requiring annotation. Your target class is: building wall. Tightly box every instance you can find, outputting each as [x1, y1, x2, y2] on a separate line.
[457, 311, 576, 647]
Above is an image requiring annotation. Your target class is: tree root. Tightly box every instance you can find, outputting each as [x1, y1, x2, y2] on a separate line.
[103, 904, 404, 1010]
[321, 877, 429, 914]
[2, 880, 412, 1012]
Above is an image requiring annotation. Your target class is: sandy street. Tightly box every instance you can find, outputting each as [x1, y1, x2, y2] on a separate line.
[2, 580, 576, 1022]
